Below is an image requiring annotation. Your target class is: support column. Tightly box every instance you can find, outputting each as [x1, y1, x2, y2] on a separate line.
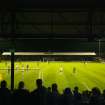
[10, 2, 16, 91]
[11, 51, 14, 91]
[98, 39, 101, 57]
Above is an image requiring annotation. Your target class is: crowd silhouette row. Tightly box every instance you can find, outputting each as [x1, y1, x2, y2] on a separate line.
[0, 79, 105, 105]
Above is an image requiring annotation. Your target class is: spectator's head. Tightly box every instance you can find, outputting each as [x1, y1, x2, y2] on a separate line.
[82, 90, 89, 96]
[92, 87, 101, 96]
[64, 88, 72, 95]
[103, 89, 105, 94]
[36, 79, 42, 88]
[52, 83, 58, 91]
[48, 87, 51, 92]
[74, 86, 79, 93]
[18, 81, 24, 89]
[1, 80, 7, 88]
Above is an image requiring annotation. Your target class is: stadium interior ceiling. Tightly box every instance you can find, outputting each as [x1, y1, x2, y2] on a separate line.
[0, 0, 105, 55]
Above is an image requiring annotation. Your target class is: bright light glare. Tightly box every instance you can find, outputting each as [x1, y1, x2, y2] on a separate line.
[2, 52, 11, 56]
[2, 52, 96, 56]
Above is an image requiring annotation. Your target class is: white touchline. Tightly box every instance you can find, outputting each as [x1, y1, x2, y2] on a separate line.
[41, 71, 43, 80]
[38, 69, 43, 80]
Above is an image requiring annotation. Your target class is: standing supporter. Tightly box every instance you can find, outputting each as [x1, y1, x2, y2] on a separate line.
[0, 80, 11, 105]
[31, 79, 48, 105]
[61, 88, 73, 105]
[12, 81, 30, 105]
[51, 83, 60, 105]
[73, 86, 82, 105]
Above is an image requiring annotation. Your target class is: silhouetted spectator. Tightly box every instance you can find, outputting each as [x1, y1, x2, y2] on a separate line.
[102, 90, 105, 98]
[101, 89, 105, 105]
[12, 81, 30, 105]
[47, 87, 52, 105]
[31, 79, 48, 105]
[102, 89, 105, 100]
[89, 87, 101, 105]
[48, 87, 51, 93]
[61, 88, 73, 105]
[0, 80, 11, 105]
[51, 83, 60, 105]
[81, 90, 90, 105]
[73, 86, 81, 105]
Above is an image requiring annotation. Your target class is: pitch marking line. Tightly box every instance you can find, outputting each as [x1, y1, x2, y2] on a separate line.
[81, 82, 91, 91]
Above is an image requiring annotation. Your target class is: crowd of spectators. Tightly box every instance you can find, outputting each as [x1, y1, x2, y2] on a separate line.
[0, 79, 105, 105]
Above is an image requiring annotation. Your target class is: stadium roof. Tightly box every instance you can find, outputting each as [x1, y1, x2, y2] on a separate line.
[16, 0, 105, 8]
[1, 0, 105, 9]
[0, 0, 105, 40]
[0, 0, 105, 53]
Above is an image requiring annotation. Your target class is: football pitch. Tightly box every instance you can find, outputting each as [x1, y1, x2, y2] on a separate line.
[0, 61, 105, 93]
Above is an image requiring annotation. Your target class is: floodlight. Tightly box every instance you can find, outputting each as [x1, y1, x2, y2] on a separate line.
[2, 52, 96, 56]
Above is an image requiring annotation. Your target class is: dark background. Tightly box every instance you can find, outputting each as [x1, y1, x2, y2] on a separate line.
[0, 0, 105, 55]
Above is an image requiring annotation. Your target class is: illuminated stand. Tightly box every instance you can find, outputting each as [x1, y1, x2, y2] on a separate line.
[2, 52, 96, 56]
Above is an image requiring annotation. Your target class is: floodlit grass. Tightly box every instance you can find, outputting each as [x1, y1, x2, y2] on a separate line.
[0, 61, 105, 93]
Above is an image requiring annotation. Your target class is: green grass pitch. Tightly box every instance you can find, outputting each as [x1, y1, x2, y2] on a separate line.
[0, 61, 105, 93]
